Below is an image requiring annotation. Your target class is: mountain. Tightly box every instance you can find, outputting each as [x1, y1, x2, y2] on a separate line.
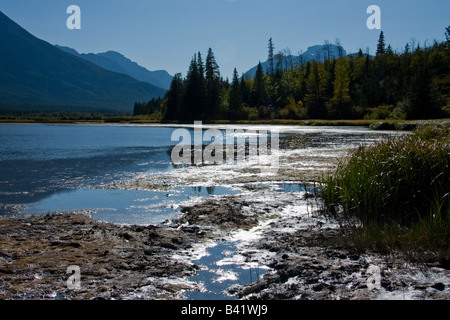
[243, 44, 347, 79]
[0, 11, 167, 114]
[55, 46, 173, 90]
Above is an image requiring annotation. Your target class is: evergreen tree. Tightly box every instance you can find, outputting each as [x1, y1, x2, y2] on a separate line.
[251, 62, 267, 107]
[182, 56, 204, 120]
[205, 48, 221, 119]
[376, 31, 386, 55]
[362, 55, 379, 107]
[229, 68, 242, 119]
[196, 52, 207, 116]
[404, 43, 410, 54]
[135, 97, 163, 116]
[133, 102, 141, 116]
[323, 58, 335, 102]
[163, 73, 183, 120]
[358, 48, 364, 58]
[387, 44, 393, 55]
[197, 52, 205, 79]
[267, 38, 275, 77]
[240, 76, 251, 106]
[446, 26, 450, 46]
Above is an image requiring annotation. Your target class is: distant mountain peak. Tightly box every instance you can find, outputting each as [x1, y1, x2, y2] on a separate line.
[56, 45, 173, 90]
[243, 43, 347, 79]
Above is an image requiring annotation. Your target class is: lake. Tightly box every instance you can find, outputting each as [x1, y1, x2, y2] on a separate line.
[0, 123, 398, 225]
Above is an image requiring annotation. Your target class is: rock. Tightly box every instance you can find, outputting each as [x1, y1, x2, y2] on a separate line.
[171, 238, 183, 245]
[381, 279, 394, 292]
[0, 251, 11, 259]
[120, 232, 133, 241]
[312, 283, 326, 292]
[348, 253, 360, 261]
[143, 249, 153, 256]
[160, 243, 178, 250]
[305, 278, 319, 285]
[148, 231, 159, 239]
[0, 268, 14, 275]
[227, 284, 242, 295]
[431, 283, 445, 291]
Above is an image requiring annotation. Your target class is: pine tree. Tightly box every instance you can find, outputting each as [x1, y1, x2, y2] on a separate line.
[133, 102, 140, 116]
[268, 38, 275, 77]
[163, 73, 183, 120]
[240, 76, 251, 106]
[404, 43, 410, 54]
[251, 62, 267, 107]
[376, 31, 386, 55]
[229, 68, 242, 119]
[358, 48, 364, 58]
[363, 55, 379, 107]
[446, 26, 450, 46]
[205, 48, 221, 119]
[266, 38, 278, 106]
[197, 52, 206, 116]
[182, 56, 204, 120]
[197, 52, 205, 79]
[387, 44, 393, 55]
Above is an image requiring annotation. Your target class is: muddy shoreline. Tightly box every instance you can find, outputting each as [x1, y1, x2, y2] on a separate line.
[0, 212, 204, 299]
[0, 130, 449, 300]
[1, 193, 448, 300]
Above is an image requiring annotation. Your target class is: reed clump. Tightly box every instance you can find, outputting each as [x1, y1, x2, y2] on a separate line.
[321, 125, 450, 255]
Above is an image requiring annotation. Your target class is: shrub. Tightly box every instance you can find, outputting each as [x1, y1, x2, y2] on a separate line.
[366, 105, 394, 120]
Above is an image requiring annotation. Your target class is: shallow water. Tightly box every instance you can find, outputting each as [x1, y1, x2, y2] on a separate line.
[184, 241, 269, 300]
[21, 186, 239, 225]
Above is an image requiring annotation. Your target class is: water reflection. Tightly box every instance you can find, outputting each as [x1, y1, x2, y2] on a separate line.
[19, 186, 239, 225]
[184, 241, 268, 300]
[191, 186, 216, 196]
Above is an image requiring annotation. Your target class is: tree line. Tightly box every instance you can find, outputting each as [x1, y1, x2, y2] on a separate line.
[133, 97, 163, 118]
[135, 28, 450, 121]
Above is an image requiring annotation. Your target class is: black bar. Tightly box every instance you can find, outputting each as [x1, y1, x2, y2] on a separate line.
[0, 300, 445, 319]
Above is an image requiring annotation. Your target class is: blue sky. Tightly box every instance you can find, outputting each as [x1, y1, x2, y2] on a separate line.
[1, 0, 449, 80]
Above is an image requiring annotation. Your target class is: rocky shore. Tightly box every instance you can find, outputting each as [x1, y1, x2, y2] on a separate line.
[0, 212, 205, 299]
[232, 208, 450, 300]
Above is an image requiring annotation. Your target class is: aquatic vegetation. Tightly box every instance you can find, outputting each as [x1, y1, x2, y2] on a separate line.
[321, 125, 450, 251]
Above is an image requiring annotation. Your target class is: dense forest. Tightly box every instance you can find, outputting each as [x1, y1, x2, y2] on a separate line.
[134, 28, 450, 121]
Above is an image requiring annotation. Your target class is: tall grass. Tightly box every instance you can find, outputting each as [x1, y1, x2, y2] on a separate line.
[321, 125, 450, 252]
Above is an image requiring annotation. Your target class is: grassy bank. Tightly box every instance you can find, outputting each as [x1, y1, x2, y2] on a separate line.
[320, 125, 450, 259]
[2, 114, 449, 129]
